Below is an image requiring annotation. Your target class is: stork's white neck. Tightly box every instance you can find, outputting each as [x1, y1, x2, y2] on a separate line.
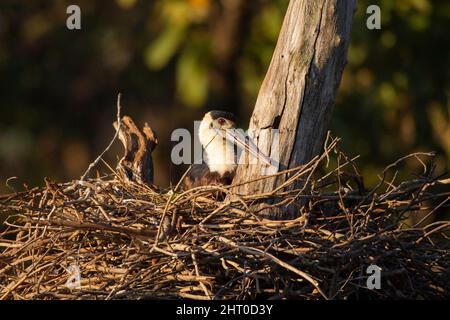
[203, 137, 237, 175]
[199, 121, 237, 175]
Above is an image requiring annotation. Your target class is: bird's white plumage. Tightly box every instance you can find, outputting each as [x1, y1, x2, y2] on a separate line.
[198, 113, 237, 176]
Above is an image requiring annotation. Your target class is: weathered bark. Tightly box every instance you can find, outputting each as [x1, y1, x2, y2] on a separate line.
[113, 116, 157, 186]
[232, 0, 357, 204]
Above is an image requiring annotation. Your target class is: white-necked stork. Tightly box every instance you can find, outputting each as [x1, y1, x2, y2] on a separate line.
[183, 111, 272, 189]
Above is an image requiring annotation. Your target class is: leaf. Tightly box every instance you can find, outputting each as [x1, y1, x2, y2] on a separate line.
[176, 48, 208, 108]
[144, 25, 185, 70]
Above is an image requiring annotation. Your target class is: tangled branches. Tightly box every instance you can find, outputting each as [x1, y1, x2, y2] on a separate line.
[0, 139, 449, 300]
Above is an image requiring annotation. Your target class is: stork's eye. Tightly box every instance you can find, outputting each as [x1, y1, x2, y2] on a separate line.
[218, 118, 226, 125]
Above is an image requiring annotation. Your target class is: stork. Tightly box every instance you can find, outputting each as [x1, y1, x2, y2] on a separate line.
[183, 111, 272, 189]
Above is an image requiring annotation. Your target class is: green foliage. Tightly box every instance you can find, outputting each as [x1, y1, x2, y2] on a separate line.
[144, 25, 185, 71]
[176, 42, 209, 108]
[0, 0, 448, 197]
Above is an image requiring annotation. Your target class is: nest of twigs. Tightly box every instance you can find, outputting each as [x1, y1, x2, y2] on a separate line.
[0, 138, 449, 300]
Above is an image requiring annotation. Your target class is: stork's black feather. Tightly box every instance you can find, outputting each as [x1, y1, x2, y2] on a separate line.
[183, 163, 235, 189]
[208, 111, 236, 123]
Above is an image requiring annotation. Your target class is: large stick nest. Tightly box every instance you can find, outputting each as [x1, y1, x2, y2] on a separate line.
[0, 138, 449, 300]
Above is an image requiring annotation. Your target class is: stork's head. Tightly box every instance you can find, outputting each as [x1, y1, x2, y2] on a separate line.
[198, 111, 236, 148]
[198, 110, 273, 171]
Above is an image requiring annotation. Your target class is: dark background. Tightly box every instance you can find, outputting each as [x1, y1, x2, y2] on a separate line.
[0, 0, 449, 194]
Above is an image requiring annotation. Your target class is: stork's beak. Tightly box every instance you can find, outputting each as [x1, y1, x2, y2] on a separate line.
[220, 129, 274, 166]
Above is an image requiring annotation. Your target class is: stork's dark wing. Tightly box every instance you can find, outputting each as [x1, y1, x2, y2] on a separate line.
[182, 164, 235, 189]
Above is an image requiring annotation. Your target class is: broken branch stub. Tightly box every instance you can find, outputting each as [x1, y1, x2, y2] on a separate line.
[113, 116, 157, 186]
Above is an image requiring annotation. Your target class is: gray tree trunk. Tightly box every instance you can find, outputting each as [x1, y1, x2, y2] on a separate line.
[232, 1, 357, 203]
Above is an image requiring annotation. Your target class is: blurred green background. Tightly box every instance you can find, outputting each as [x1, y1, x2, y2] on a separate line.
[0, 0, 449, 193]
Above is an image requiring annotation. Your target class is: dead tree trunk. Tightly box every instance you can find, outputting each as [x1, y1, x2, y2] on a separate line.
[231, 1, 357, 208]
[114, 116, 158, 186]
